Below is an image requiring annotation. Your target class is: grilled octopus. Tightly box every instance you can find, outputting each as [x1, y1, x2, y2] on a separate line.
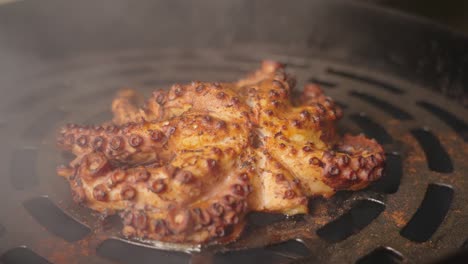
[57, 61, 385, 244]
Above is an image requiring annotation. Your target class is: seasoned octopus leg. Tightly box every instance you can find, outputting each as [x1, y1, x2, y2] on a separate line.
[111, 81, 252, 125]
[58, 114, 249, 165]
[63, 149, 251, 243]
[121, 168, 252, 243]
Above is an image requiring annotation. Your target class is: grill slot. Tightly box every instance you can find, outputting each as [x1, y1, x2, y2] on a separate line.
[97, 239, 191, 264]
[10, 148, 38, 190]
[307, 78, 337, 88]
[335, 101, 348, 109]
[349, 91, 413, 120]
[1, 247, 51, 264]
[23, 196, 90, 242]
[350, 113, 393, 144]
[400, 184, 453, 242]
[266, 240, 310, 259]
[410, 128, 453, 173]
[327, 68, 404, 94]
[316, 199, 385, 243]
[417, 101, 468, 142]
[356, 247, 403, 264]
[247, 212, 287, 227]
[370, 152, 402, 194]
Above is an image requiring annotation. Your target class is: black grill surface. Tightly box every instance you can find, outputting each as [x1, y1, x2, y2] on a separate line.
[0, 1, 468, 264]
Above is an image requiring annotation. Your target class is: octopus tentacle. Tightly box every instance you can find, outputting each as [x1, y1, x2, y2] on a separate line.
[63, 150, 251, 243]
[58, 114, 249, 165]
[138, 82, 252, 123]
[320, 134, 385, 190]
[121, 170, 252, 243]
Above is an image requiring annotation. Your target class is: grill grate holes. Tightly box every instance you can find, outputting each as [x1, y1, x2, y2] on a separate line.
[371, 152, 402, 194]
[10, 148, 38, 190]
[266, 240, 310, 259]
[335, 101, 348, 109]
[410, 128, 453, 173]
[23, 196, 90, 242]
[356, 247, 403, 264]
[350, 113, 393, 144]
[282, 62, 309, 69]
[417, 101, 468, 142]
[247, 212, 287, 227]
[307, 77, 337, 88]
[97, 239, 191, 264]
[327, 68, 404, 94]
[316, 199, 385, 243]
[400, 184, 453, 243]
[349, 91, 413, 120]
[1, 247, 52, 264]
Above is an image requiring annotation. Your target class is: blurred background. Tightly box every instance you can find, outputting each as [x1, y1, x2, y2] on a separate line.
[0, 0, 467, 34]
[364, 0, 468, 33]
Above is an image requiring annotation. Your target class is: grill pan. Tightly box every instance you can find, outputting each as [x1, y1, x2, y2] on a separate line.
[0, 0, 468, 263]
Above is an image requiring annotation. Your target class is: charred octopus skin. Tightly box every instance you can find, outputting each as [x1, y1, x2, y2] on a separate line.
[57, 61, 385, 244]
